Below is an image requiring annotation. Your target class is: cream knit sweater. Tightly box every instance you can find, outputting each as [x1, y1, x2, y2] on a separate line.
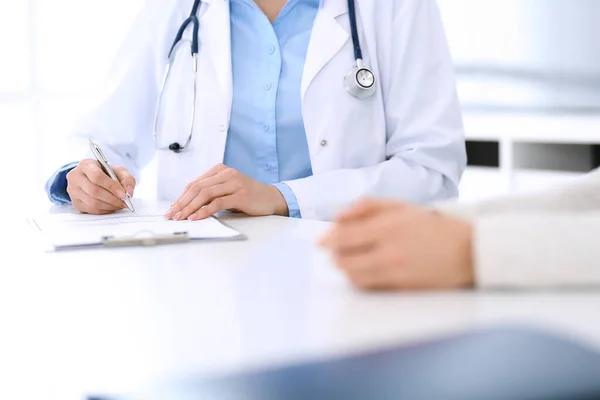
[435, 169, 600, 289]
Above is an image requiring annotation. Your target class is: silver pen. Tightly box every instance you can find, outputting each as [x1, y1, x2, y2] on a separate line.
[88, 138, 136, 213]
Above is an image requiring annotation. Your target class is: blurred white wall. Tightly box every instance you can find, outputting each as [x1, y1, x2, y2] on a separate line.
[439, 0, 600, 74]
[0, 0, 144, 209]
[438, 0, 600, 111]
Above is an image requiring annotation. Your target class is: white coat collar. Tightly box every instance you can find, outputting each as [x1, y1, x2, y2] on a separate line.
[320, 0, 350, 18]
[301, 0, 350, 101]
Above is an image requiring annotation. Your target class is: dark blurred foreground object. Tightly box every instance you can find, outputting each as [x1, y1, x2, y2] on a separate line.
[90, 325, 600, 400]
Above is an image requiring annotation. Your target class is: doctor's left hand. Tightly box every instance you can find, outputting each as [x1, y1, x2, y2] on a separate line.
[165, 164, 289, 221]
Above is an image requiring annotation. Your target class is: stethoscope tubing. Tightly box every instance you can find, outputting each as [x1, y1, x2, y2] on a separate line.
[156, 0, 374, 152]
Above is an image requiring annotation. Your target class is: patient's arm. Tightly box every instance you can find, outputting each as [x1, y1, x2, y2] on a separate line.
[433, 169, 600, 289]
[472, 212, 600, 289]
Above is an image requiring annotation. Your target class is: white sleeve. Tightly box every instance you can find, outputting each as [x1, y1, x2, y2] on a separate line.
[432, 168, 600, 289]
[473, 213, 600, 289]
[284, 0, 466, 221]
[55, 0, 182, 182]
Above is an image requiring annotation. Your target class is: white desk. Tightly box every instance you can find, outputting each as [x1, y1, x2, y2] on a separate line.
[2, 204, 600, 400]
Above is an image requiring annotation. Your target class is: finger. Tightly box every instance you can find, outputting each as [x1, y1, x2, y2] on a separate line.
[320, 223, 378, 254]
[168, 168, 234, 218]
[78, 176, 126, 209]
[83, 164, 128, 201]
[346, 268, 398, 292]
[171, 164, 228, 207]
[113, 166, 136, 197]
[334, 247, 400, 291]
[334, 251, 388, 291]
[348, 260, 414, 292]
[336, 198, 405, 223]
[72, 198, 115, 215]
[189, 195, 237, 221]
[177, 182, 237, 221]
[318, 229, 334, 247]
[333, 247, 381, 273]
[69, 186, 123, 214]
[195, 163, 229, 182]
[339, 242, 412, 291]
[323, 212, 398, 254]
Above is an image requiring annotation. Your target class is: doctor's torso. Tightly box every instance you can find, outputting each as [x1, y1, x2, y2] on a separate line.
[68, 0, 465, 221]
[148, 0, 388, 199]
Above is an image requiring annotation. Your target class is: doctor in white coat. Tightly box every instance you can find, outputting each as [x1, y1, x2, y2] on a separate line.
[45, 0, 466, 221]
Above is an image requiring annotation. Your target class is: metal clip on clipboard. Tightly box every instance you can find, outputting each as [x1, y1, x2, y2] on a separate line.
[101, 230, 190, 247]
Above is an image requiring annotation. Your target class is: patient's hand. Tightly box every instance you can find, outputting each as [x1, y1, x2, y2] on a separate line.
[319, 199, 475, 291]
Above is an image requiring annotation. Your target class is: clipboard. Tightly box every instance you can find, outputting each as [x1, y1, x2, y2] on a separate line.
[100, 219, 246, 248]
[30, 212, 246, 252]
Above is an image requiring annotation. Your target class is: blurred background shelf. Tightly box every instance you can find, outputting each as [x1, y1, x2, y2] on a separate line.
[463, 112, 600, 144]
[510, 169, 586, 195]
[459, 111, 600, 202]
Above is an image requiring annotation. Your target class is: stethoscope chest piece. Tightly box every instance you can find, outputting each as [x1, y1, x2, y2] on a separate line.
[345, 61, 376, 99]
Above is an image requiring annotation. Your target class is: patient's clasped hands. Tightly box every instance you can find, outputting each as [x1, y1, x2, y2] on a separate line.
[320, 199, 475, 291]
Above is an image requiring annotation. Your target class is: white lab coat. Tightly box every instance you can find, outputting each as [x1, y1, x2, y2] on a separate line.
[63, 0, 466, 221]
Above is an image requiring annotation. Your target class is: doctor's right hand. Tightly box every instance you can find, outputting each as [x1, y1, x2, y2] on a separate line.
[66, 159, 136, 215]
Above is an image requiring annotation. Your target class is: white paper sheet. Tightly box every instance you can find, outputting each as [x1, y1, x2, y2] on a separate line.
[32, 209, 242, 248]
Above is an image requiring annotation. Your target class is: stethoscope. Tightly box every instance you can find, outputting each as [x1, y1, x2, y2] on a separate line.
[154, 0, 376, 153]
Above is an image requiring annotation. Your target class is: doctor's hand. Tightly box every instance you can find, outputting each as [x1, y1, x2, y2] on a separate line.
[66, 159, 136, 215]
[165, 164, 289, 221]
[319, 199, 475, 291]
